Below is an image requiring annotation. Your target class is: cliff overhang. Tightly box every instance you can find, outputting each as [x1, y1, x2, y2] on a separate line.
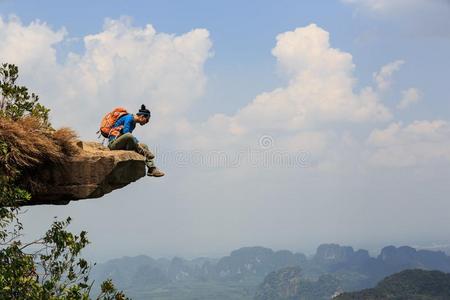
[28, 141, 146, 205]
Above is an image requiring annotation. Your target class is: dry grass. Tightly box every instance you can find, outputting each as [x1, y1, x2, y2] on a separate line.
[52, 127, 80, 157]
[0, 116, 79, 174]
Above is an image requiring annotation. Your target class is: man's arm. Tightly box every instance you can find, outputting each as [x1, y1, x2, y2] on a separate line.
[121, 115, 139, 143]
[121, 115, 134, 134]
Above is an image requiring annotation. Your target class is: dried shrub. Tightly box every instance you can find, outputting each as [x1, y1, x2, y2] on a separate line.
[53, 127, 79, 157]
[0, 116, 79, 176]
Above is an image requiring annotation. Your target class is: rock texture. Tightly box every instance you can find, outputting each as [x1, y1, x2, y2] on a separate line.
[254, 266, 340, 300]
[29, 141, 146, 205]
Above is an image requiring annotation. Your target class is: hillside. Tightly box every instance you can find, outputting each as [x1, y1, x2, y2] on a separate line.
[335, 269, 450, 300]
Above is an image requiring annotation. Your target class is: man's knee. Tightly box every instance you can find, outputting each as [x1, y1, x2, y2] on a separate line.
[109, 133, 138, 150]
[121, 133, 135, 142]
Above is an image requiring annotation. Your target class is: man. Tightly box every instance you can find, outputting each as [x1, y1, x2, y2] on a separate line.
[108, 104, 165, 177]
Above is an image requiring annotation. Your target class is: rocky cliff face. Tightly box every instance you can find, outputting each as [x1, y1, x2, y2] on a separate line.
[215, 247, 307, 279]
[314, 244, 370, 264]
[254, 267, 303, 300]
[29, 141, 146, 205]
[378, 245, 450, 272]
[254, 266, 340, 300]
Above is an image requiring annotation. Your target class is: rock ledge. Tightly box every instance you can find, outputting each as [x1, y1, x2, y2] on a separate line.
[29, 141, 146, 205]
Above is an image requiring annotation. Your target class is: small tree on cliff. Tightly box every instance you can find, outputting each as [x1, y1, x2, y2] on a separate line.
[0, 63, 129, 299]
[0, 63, 50, 123]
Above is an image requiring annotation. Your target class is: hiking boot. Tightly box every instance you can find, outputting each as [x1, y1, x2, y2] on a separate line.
[147, 167, 165, 177]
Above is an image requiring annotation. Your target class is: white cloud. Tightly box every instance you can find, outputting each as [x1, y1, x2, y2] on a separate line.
[179, 24, 392, 151]
[6, 13, 450, 257]
[237, 24, 392, 130]
[397, 88, 421, 109]
[373, 60, 404, 91]
[0, 16, 212, 140]
[367, 120, 450, 167]
[4, 17, 447, 173]
[0, 16, 66, 68]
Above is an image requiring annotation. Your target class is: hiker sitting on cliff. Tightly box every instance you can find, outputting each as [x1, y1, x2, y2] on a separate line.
[101, 105, 165, 177]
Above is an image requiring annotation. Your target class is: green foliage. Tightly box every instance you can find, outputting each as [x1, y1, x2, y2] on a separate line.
[0, 213, 129, 300]
[0, 64, 129, 299]
[0, 63, 50, 124]
[335, 269, 450, 300]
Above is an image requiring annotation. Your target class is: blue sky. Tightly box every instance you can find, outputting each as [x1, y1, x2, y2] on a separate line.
[1, 0, 450, 260]
[1, 0, 448, 118]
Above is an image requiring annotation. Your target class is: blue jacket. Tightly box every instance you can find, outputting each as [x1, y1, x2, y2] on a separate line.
[109, 114, 136, 142]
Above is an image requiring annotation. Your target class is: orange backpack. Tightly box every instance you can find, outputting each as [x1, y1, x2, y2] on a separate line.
[98, 107, 128, 138]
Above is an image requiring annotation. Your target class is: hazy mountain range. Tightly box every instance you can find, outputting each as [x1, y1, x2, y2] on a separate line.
[90, 244, 450, 300]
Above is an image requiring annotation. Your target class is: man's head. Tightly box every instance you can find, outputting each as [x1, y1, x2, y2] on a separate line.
[135, 104, 151, 125]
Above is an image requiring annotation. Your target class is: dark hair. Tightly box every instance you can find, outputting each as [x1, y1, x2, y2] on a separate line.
[136, 104, 151, 118]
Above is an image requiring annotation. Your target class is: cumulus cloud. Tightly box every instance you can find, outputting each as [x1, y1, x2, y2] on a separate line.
[0, 16, 212, 140]
[367, 120, 450, 167]
[6, 14, 450, 257]
[373, 60, 404, 91]
[0, 16, 66, 69]
[238, 25, 391, 127]
[3, 16, 447, 173]
[397, 88, 421, 109]
[179, 24, 392, 151]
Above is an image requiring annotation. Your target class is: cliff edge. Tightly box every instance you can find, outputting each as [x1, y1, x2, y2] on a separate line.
[1, 116, 147, 206]
[29, 141, 146, 205]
